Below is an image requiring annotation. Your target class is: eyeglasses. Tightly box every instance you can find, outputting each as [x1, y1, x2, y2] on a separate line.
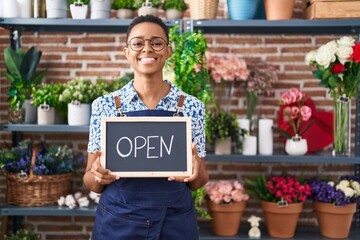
[127, 37, 168, 52]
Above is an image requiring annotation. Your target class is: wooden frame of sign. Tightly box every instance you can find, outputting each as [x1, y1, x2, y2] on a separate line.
[100, 116, 192, 177]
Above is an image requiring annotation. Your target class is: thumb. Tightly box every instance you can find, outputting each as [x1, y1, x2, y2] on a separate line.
[94, 150, 102, 159]
[192, 143, 197, 155]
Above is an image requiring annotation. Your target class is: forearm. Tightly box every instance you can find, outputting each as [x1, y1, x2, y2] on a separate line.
[189, 157, 208, 190]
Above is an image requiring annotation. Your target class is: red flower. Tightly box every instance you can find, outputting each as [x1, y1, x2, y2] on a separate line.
[331, 63, 345, 74]
[350, 43, 360, 63]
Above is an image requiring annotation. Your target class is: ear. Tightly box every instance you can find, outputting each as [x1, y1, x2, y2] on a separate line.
[165, 46, 172, 59]
[123, 47, 129, 60]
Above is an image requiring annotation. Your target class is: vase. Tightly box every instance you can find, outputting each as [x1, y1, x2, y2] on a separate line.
[8, 108, 25, 124]
[37, 104, 55, 125]
[242, 135, 257, 155]
[313, 202, 356, 239]
[45, 0, 67, 18]
[227, 0, 258, 20]
[332, 95, 351, 157]
[285, 135, 308, 156]
[90, 0, 111, 19]
[214, 137, 232, 155]
[70, 3, 88, 19]
[264, 0, 295, 20]
[206, 200, 246, 237]
[261, 201, 303, 238]
[258, 119, 273, 155]
[67, 102, 91, 126]
[24, 99, 37, 124]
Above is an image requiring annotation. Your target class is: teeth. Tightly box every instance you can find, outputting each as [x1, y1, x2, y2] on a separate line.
[139, 58, 155, 62]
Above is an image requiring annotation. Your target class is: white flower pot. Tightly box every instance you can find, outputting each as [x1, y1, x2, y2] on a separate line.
[90, 0, 111, 19]
[70, 3, 88, 19]
[138, 2, 157, 16]
[165, 9, 183, 19]
[45, 0, 67, 18]
[67, 102, 91, 126]
[18, 0, 32, 17]
[285, 136, 308, 156]
[116, 9, 134, 19]
[3, 0, 20, 17]
[24, 99, 37, 124]
[215, 137, 232, 155]
[242, 135, 257, 155]
[37, 104, 55, 125]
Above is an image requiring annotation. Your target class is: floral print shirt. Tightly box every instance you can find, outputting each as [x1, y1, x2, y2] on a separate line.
[87, 80, 206, 158]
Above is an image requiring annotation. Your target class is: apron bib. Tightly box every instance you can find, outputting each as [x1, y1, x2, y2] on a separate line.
[91, 96, 198, 240]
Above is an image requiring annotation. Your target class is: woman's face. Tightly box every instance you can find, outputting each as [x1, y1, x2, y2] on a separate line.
[124, 22, 172, 77]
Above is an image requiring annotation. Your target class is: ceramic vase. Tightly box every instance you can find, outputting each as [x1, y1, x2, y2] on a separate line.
[37, 104, 55, 125]
[67, 102, 91, 126]
[285, 135, 308, 156]
[214, 137, 232, 155]
[313, 202, 356, 239]
[45, 0, 67, 18]
[70, 3, 88, 19]
[90, 0, 111, 19]
[206, 200, 246, 237]
[332, 95, 351, 157]
[262, 201, 303, 238]
[24, 99, 37, 124]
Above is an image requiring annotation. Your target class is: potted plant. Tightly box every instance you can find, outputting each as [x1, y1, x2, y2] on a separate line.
[307, 176, 360, 239]
[134, 0, 161, 16]
[59, 78, 102, 126]
[112, 0, 135, 19]
[245, 175, 311, 238]
[31, 83, 63, 125]
[205, 111, 241, 155]
[69, 0, 90, 19]
[204, 180, 249, 236]
[0, 139, 84, 206]
[4, 229, 40, 240]
[162, 0, 187, 19]
[90, 0, 112, 19]
[3, 46, 46, 124]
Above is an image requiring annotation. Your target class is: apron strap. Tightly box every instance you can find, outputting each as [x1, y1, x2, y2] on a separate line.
[174, 95, 185, 117]
[114, 95, 126, 117]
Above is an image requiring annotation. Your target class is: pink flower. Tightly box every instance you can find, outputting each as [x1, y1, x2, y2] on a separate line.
[205, 180, 249, 204]
[300, 106, 312, 121]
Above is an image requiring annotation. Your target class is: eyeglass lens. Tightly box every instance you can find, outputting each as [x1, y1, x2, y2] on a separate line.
[128, 37, 167, 52]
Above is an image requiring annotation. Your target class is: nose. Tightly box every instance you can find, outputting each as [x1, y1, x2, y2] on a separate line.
[142, 39, 153, 52]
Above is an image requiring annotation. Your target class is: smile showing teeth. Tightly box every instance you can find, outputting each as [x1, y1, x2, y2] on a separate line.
[139, 57, 156, 63]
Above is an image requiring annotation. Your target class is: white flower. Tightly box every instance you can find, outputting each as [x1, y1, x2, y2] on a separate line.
[337, 36, 355, 47]
[324, 40, 338, 55]
[338, 180, 350, 188]
[343, 187, 355, 198]
[305, 50, 317, 65]
[336, 45, 353, 64]
[315, 44, 336, 68]
[328, 181, 335, 187]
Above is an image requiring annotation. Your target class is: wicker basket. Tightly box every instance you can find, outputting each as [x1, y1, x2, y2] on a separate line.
[5, 146, 73, 206]
[189, 0, 219, 20]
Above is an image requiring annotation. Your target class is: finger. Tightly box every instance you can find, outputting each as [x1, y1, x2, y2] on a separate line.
[94, 150, 102, 158]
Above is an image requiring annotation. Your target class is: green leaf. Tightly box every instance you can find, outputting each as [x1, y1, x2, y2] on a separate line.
[21, 46, 43, 84]
[4, 48, 23, 83]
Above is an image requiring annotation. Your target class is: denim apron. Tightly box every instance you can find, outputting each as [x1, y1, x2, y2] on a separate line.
[91, 95, 198, 240]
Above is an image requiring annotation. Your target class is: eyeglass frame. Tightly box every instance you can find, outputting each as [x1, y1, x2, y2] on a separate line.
[127, 36, 169, 52]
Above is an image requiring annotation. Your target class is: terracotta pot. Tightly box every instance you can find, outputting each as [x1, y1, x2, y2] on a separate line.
[264, 0, 295, 20]
[206, 200, 246, 236]
[313, 202, 356, 239]
[261, 201, 303, 238]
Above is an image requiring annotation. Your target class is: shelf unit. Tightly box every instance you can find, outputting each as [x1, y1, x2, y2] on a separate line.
[1, 18, 360, 238]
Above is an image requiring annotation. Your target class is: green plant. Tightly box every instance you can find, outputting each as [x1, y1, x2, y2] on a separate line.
[3, 47, 46, 110]
[134, 0, 161, 9]
[59, 79, 102, 104]
[162, 0, 187, 11]
[205, 111, 241, 147]
[31, 83, 63, 107]
[191, 187, 210, 219]
[105, 73, 134, 92]
[112, 0, 135, 10]
[4, 229, 40, 240]
[167, 24, 214, 106]
[68, 0, 90, 5]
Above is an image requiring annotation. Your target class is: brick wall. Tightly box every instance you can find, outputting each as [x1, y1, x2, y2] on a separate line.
[0, 0, 357, 239]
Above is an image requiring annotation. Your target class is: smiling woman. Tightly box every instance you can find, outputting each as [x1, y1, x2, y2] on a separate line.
[83, 15, 209, 239]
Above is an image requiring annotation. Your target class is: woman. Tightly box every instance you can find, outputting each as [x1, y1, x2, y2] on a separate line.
[83, 15, 208, 239]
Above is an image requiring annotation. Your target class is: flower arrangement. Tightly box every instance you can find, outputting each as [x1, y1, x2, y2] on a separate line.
[307, 176, 360, 206]
[245, 175, 311, 203]
[0, 140, 84, 175]
[59, 78, 102, 104]
[204, 180, 249, 204]
[278, 88, 313, 139]
[305, 36, 360, 99]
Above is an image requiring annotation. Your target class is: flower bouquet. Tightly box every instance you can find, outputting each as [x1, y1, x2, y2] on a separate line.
[245, 175, 311, 238]
[305, 36, 360, 156]
[204, 180, 249, 236]
[0, 140, 83, 206]
[307, 176, 360, 238]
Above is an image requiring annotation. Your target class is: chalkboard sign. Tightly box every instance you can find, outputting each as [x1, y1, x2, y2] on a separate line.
[100, 117, 192, 177]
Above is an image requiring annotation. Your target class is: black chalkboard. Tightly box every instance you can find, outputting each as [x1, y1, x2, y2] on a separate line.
[100, 117, 192, 177]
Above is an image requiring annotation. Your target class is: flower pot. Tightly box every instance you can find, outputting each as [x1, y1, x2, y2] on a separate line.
[261, 201, 303, 238]
[206, 200, 246, 237]
[90, 0, 111, 19]
[70, 3, 88, 19]
[37, 104, 55, 125]
[116, 9, 134, 19]
[24, 99, 37, 124]
[215, 137, 232, 155]
[242, 135, 257, 155]
[165, 9, 183, 20]
[67, 102, 90, 126]
[2, 0, 20, 17]
[285, 135, 308, 155]
[332, 95, 351, 157]
[227, 0, 258, 20]
[138, 2, 158, 17]
[45, 0, 67, 18]
[9, 108, 25, 124]
[313, 202, 356, 239]
[264, 0, 295, 20]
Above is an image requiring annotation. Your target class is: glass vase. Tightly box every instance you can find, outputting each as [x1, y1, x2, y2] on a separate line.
[332, 95, 351, 157]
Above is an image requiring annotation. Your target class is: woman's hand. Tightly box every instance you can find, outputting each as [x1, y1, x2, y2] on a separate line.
[168, 143, 208, 190]
[83, 150, 119, 193]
